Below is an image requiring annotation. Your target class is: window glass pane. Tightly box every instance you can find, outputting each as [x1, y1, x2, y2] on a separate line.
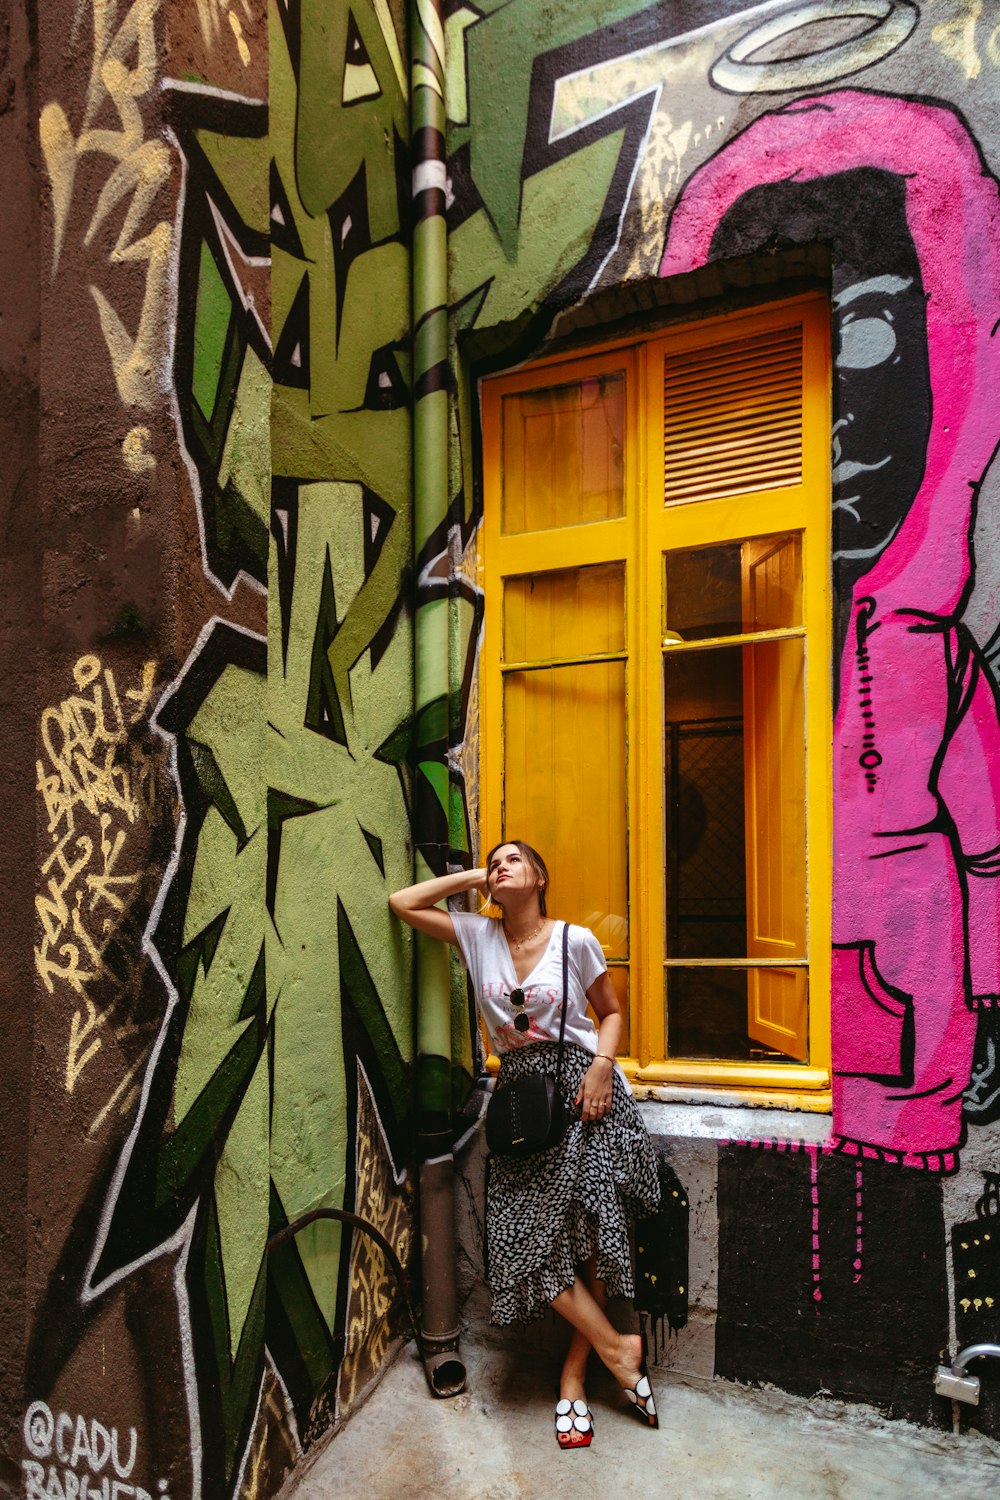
[504, 562, 625, 663]
[502, 373, 625, 534]
[664, 967, 807, 1063]
[664, 714, 747, 961]
[664, 533, 801, 641]
[504, 661, 627, 957]
[663, 639, 806, 957]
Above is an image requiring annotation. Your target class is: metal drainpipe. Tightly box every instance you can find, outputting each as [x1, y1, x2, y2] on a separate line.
[934, 1342, 1000, 1405]
[410, 0, 466, 1397]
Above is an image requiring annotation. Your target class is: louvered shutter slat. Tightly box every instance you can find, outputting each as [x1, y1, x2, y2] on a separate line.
[664, 325, 803, 504]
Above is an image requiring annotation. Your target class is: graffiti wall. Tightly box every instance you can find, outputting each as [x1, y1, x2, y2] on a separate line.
[443, 0, 1000, 1432]
[8, 2, 1000, 1494]
[9, 0, 417, 1496]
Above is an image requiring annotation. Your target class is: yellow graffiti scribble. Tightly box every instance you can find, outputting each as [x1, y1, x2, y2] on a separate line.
[228, 9, 252, 67]
[39, 0, 172, 414]
[238, 1366, 298, 1500]
[932, 0, 1000, 79]
[547, 36, 716, 279]
[122, 424, 156, 473]
[933, 0, 984, 78]
[34, 654, 164, 1103]
[338, 1075, 413, 1414]
[195, 0, 258, 69]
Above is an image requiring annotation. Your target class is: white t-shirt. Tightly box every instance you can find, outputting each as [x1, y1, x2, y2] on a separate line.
[450, 913, 607, 1056]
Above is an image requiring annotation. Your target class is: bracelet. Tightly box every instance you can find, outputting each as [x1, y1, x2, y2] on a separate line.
[594, 1052, 615, 1063]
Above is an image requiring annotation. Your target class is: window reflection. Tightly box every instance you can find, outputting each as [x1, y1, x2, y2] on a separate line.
[502, 372, 625, 534]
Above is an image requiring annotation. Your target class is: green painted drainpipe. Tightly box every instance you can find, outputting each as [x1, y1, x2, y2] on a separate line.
[411, 0, 466, 1397]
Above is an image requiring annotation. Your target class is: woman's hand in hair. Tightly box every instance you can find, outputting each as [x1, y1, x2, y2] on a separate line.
[388, 866, 486, 944]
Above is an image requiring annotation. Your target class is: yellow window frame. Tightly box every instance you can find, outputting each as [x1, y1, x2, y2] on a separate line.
[480, 292, 832, 1105]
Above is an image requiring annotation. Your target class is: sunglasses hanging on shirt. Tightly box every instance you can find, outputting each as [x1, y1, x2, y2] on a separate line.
[509, 987, 530, 1032]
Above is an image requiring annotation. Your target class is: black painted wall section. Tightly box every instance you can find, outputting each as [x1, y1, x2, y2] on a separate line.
[953, 1173, 1000, 1438]
[716, 1145, 950, 1426]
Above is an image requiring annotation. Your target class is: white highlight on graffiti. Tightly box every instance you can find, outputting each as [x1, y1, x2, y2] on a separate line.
[833, 273, 914, 309]
[710, 0, 919, 94]
[838, 316, 897, 369]
[23, 1403, 55, 1459]
[267, 1358, 303, 1462]
[20, 1400, 165, 1500]
[208, 190, 270, 328]
[159, 76, 264, 108]
[413, 159, 447, 196]
[834, 513, 902, 563]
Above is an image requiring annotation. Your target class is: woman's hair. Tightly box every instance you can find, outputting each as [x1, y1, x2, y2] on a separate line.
[484, 839, 550, 915]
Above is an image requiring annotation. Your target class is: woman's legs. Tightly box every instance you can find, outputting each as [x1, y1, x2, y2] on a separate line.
[559, 1258, 604, 1401]
[552, 1264, 644, 1394]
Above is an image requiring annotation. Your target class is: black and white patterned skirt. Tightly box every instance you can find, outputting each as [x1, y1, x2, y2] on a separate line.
[485, 1042, 661, 1325]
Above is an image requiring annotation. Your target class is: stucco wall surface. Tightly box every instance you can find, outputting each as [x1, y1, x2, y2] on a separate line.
[5, 5, 1000, 1499]
[6, 2, 418, 1498]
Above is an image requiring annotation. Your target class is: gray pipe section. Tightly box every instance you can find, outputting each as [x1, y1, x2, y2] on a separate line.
[417, 1153, 465, 1396]
[952, 1342, 1000, 1373]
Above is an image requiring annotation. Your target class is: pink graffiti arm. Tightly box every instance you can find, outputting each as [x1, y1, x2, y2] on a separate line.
[938, 634, 1000, 1005]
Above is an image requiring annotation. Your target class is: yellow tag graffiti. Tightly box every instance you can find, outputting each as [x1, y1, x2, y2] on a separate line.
[34, 654, 163, 1108]
[39, 0, 173, 418]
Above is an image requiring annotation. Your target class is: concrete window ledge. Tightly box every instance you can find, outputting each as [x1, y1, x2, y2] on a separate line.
[637, 1098, 831, 1149]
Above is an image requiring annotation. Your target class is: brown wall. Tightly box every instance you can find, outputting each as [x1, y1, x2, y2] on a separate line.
[0, 0, 40, 1484]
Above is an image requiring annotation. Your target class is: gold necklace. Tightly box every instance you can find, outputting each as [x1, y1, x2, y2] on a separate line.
[504, 919, 545, 953]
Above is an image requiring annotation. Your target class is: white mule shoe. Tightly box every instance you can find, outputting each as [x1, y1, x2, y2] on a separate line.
[554, 1397, 594, 1448]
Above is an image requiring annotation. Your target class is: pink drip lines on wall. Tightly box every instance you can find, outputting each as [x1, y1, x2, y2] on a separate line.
[734, 1138, 866, 1309]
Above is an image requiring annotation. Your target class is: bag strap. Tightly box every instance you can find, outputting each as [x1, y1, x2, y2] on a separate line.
[555, 921, 570, 1089]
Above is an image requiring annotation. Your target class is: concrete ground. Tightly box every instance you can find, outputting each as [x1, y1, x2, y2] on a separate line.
[284, 1322, 1000, 1500]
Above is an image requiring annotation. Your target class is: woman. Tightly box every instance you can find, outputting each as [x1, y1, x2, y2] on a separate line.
[389, 840, 661, 1448]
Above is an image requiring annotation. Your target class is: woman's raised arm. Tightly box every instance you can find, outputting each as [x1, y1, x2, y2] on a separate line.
[388, 867, 488, 944]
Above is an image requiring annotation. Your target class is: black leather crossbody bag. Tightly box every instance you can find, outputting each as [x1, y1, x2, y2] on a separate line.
[485, 922, 569, 1160]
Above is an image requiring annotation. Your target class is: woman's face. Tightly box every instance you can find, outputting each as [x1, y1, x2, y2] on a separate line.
[487, 844, 543, 906]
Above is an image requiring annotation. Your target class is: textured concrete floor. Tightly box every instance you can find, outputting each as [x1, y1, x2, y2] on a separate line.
[284, 1324, 1000, 1500]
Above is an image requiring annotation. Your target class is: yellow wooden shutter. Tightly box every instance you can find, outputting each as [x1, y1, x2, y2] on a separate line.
[663, 324, 803, 505]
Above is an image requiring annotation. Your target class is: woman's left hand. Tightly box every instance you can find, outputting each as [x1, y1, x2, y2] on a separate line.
[574, 1056, 614, 1122]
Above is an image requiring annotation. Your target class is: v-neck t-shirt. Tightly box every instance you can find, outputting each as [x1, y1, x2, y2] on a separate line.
[450, 913, 607, 1056]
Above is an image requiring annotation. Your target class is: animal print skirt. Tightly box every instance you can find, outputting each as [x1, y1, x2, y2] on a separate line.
[485, 1042, 661, 1325]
